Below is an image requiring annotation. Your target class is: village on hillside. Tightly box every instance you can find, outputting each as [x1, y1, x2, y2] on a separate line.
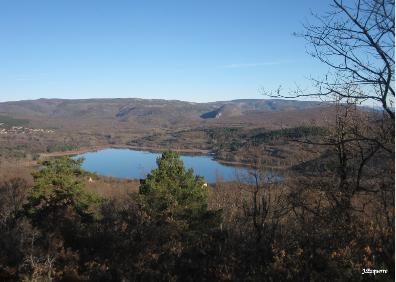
[0, 123, 55, 135]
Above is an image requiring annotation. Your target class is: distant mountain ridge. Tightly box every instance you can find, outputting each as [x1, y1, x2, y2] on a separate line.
[201, 99, 324, 119]
[0, 98, 336, 130]
[0, 98, 325, 119]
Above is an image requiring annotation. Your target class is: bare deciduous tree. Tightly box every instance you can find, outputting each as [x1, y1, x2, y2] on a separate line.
[266, 0, 395, 120]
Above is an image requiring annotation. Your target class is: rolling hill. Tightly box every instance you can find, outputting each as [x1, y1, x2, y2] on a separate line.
[0, 98, 329, 125]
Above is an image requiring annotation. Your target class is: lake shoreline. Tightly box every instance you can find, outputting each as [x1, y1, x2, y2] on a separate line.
[39, 144, 287, 171]
[40, 144, 210, 158]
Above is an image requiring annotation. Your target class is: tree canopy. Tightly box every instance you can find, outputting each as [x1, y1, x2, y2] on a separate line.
[25, 156, 100, 231]
[139, 150, 220, 231]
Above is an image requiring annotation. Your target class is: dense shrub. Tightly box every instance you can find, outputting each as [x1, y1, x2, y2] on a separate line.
[0, 151, 393, 281]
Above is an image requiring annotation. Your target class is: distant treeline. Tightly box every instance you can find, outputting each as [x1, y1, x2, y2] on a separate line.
[0, 115, 29, 127]
[206, 126, 327, 151]
[46, 143, 79, 153]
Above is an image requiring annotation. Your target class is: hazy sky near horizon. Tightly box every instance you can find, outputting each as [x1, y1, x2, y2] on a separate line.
[0, 0, 331, 102]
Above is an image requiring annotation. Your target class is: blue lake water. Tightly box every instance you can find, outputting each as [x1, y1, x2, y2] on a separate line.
[73, 148, 281, 183]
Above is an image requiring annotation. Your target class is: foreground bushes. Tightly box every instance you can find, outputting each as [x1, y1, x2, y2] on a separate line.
[0, 153, 394, 281]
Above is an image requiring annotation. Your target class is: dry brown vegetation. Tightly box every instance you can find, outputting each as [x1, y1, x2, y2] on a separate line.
[84, 176, 139, 198]
[0, 0, 394, 279]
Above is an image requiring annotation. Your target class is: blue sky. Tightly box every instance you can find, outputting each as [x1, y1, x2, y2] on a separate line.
[0, 0, 331, 102]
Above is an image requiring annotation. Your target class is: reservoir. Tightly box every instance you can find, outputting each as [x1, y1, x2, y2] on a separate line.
[73, 148, 282, 183]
